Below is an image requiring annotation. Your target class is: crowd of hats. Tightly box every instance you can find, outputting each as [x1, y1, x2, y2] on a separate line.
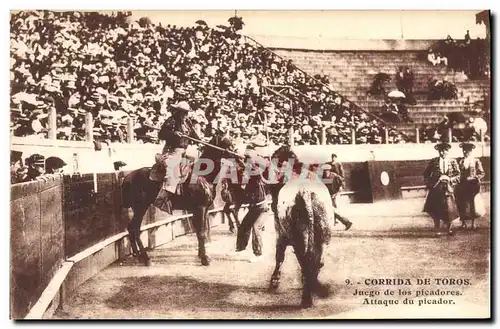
[10, 10, 405, 146]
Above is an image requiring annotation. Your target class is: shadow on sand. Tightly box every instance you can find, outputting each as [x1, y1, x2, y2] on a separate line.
[104, 275, 353, 318]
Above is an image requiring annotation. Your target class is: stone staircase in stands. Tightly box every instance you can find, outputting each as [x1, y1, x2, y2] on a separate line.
[273, 49, 490, 140]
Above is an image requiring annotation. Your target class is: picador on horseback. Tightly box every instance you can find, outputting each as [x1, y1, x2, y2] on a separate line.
[121, 100, 237, 266]
[150, 101, 202, 212]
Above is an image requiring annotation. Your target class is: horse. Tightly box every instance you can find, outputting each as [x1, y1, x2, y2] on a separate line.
[219, 154, 248, 232]
[267, 145, 334, 308]
[121, 134, 235, 266]
[220, 146, 276, 233]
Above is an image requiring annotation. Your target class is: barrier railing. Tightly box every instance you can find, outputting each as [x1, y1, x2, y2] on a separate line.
[23, 107, 140, 145]
[24, 203, 239, 319]
[12, 171, 244, 319]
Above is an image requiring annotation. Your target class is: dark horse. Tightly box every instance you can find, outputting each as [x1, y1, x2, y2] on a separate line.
[219, 156, 248, 231]
[121, 134, 235, 266]
[267, 145, 333, 308]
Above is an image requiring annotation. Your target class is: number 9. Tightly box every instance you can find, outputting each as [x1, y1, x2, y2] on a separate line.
[345, 279, 351, 285]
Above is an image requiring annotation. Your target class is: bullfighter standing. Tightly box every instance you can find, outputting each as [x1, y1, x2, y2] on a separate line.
[455, 142, 485, 230]
[423, 142, 460, 235]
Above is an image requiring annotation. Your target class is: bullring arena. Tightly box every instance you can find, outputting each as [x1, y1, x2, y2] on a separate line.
[10, 10, 491, 320]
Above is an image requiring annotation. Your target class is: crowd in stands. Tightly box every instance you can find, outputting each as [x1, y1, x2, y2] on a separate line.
[10, 10, 405, 149]
[427, 31, 489, 78]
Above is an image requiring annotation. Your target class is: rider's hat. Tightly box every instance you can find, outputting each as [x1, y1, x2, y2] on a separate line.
[170, 101, 191, 113]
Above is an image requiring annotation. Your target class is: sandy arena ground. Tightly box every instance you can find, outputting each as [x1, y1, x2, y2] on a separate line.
[54, 194, 490, 319]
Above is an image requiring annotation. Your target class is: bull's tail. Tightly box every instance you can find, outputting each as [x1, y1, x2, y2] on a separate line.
[292, 191, 318, 275]
[297, 191, 316, 258]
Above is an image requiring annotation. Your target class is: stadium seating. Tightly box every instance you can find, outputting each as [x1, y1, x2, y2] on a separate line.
[273, 49, 490, 140]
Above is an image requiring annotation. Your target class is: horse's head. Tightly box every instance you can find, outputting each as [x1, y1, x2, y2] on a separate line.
[201, 134, 236, 160]
[197, 133, 242, 183]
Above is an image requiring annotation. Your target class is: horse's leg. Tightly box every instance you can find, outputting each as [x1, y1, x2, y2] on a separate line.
[131, 207, 152, 266]
[192, 206, 210, 266]
[127, 221, 140, 258]
[269, 235, 287, 292]
[205, 206, 212, 245]
[127, 205, 141, 258]
[433, 218, 441, 231]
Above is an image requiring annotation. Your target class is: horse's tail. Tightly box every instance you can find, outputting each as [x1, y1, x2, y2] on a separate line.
[121, 173, 133, 209]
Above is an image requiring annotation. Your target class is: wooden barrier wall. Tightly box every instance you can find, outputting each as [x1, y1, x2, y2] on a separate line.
[364, 156, 491, 202]
[63, 173, 128, 257]
[10, 170, 220, 319]
[10, 177, 64, 319]
[10, 156, 491, 318]
[342, 161, 372, 202]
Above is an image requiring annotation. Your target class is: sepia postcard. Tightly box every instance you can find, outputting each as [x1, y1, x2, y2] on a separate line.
[9, 9, 491, 320]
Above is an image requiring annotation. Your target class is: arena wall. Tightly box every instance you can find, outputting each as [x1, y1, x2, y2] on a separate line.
[10, 176, 64, 319]
[11, 171, 230, 319]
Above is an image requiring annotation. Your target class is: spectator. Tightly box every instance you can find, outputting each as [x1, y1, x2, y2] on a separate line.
[23, 153, 46, 182]
[395, 67, 404, 92]
[427, 49, 448, 66]
[114, 161, 127, 171]
[437, 116, 451, 138]
[472, 113, 488, 138]
[380, 98, 412, 123]
[402, 67, 416, 105]
[465, 30, 471, 45]
[10, 151, 26, 184]
[430, 31, 488, 78]
[45, 156, 67, 174]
